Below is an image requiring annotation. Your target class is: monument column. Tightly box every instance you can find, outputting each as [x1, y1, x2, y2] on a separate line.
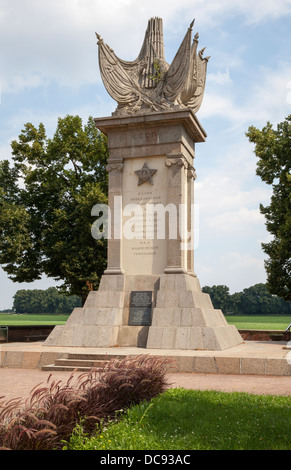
[164, 155, 188, 274]
[187, 166, 197, 275]
[104, 160, 124, 275]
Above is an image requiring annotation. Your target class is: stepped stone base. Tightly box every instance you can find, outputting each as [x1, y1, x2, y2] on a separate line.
[147, 273, 243, 350]
[44, 273, 243, 351]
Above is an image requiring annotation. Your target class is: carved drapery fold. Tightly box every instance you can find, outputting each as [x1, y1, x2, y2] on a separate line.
[96, 17, 209, 117]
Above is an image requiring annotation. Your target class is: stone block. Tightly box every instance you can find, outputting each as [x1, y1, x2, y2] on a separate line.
[107, 291, 124, 308]
[83, 308, 122, 327]
[38, 352, 59, 369]
[83, 291, 99, 308]
[174, 356, 195, 373]
[180, 309, 193, 327]
[4, 351, 23, 368]
[175, 327, 189, 349]
[0, 350, 5, 366]
[266, 359, 291, 376]
[22, 352, 42, 369]
[161, 327, 176, 349]
[117, 325, 149, 347]
[204, 309, 227, 328]
[159, 274, 176, 290]
[179, 291, 196, 308]
[201, 327, 218, 350]
[99, 274, 125, 291]
[216, 357, 241, 375]
[146, 327, 162, 348]
[188, 327, 204, 349]
[194, 357, 217, 374]
[174, 274, 189, 291]
[44, 325, 64, 345]
[151, 308, 174, 326]
[241, 358, 266, 375]
[83, 326, 119, 347]
[83, 308, 98, 326]
[65, 308, 84, 326]
[164, 291, 180, 308]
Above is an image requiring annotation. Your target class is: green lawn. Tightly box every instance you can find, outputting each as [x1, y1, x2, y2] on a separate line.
[225, 315, 291, 330]
[0, 313, 70, 325]
[66, 388, 291, 450]
[0, 313, 290, 329]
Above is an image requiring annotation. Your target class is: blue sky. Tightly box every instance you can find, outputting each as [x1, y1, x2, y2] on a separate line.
[0, 0, 291, 309]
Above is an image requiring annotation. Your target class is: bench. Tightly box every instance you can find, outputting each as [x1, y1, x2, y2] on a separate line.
[0, 326, 8, 342]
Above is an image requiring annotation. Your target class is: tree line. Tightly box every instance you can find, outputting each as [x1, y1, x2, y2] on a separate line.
[13, 287, 81, 314]
[11, 283, 291, 315]
[202, 283, 291, 315]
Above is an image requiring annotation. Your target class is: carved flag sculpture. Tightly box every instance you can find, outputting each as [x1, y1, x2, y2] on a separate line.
[96, 17, 209, 116]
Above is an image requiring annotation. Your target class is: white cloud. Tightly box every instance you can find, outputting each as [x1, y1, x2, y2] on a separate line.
[207, 68, 232, 85]
[206, 207, 264, 234]
[196, 251, 267, 293]
[1, 0, 290, 94]
[195, 139, 272, 214]
[200, 63, 291, 128]
[2, 74, 49, 95]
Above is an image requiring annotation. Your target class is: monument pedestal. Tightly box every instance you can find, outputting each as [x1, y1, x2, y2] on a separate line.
[46, 272, 242, 350]
[45, 109, 243, 351]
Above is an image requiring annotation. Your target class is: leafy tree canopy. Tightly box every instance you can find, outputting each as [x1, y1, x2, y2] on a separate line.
[202, 283, 291, 315]
[0, 115, 108, 302]
[13, 287, 81, 314]
[246, 115, 291, 301]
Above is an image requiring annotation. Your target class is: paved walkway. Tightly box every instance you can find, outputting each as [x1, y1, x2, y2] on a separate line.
[0, 341, 290, 402]
[1, 367, 291, 403]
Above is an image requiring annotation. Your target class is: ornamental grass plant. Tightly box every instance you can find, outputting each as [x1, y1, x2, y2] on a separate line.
[0, 355, 172, 450]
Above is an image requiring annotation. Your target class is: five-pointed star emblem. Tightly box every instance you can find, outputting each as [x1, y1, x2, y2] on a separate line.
[135, 162, 157, 186]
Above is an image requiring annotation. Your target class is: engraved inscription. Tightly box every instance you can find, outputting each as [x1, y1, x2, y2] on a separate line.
[129, 291, 152, 326]
[132, 130, 157, 146]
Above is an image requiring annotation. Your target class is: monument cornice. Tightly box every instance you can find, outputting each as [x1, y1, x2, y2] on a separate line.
[94, 108, 207, 143]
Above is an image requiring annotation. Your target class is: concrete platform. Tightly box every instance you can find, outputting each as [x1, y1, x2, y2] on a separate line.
[1, 340, 291, 376]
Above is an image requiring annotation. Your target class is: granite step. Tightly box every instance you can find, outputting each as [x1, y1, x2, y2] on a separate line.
[42, 364, 93, 372]
[41, 352, 126, 372]
[55, 358, 105, 367]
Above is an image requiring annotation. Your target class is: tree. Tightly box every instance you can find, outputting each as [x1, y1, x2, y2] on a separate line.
[202, 283, 291, 315]
[238, 283, 291, 315]
[202, 285, 231, 313]
[13, 288, 81, 314]
[0, 115, 108, 304]
[246, 116, 291, 301]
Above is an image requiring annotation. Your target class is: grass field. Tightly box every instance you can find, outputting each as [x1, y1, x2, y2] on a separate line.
[0, 313, 70, 325]
[0, 313, 290, 329]
[225, 315, 291, 330]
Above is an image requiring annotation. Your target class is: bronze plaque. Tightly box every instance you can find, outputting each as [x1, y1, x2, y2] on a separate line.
[129, 291, 152, 326]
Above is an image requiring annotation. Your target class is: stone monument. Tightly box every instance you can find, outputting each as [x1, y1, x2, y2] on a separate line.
[45, 18, 243, 350]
